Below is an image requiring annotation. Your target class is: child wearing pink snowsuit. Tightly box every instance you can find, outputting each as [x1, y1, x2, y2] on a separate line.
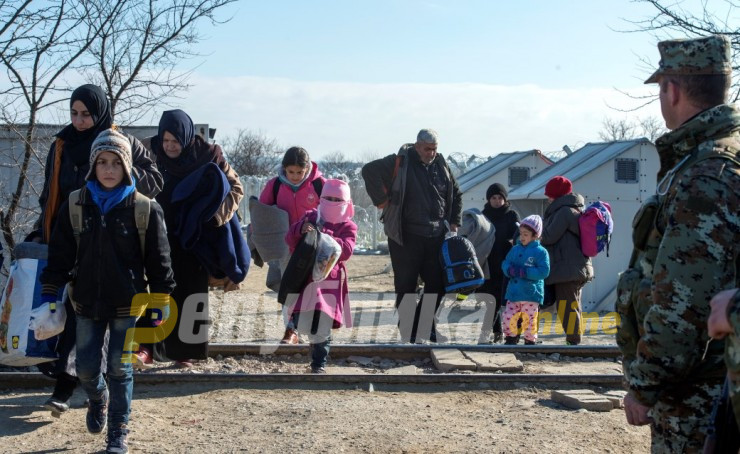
[501, 215, 550, 345]
[285, 179, 357, 373]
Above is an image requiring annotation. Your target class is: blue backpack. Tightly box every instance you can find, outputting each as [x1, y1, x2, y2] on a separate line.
[439, 235, 484, 296]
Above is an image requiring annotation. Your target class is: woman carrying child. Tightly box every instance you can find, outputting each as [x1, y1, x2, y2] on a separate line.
[501, 215, 550, 345]
[284, 179, 357, 373]
[40, 129, 175, 453]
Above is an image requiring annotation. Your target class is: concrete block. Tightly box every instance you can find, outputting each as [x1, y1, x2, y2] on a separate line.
[462, 352, 524, 372]
[431, 349, 477, 372]
[603, 390, 627, 409]
[385, 365, 420, 375]
[551, 390, 614, 412]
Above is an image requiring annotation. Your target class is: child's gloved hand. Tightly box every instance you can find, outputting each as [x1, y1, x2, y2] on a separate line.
[301, 221, 315, 234]
[518, 266, 528, 278]
[507, 265, 517, 278]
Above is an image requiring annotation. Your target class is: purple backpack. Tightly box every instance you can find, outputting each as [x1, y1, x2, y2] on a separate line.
[578, 201, 614, 257]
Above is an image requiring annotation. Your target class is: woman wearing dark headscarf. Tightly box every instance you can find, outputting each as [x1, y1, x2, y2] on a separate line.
[33, 84, 163, 417]
[139, 109, 243, 367]
[477, 183, 520, 343]
[34, 84, 163, 243]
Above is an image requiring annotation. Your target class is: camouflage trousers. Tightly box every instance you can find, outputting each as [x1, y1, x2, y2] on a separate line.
[649, 381, 722, 454]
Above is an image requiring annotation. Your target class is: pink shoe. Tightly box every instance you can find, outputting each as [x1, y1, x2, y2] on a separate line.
[175, 360, 193, 369]
[134, 347, 153, 369]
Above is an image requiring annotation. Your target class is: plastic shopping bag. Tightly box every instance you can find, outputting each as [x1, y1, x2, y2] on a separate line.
[29, 300, 67, 340]
[0, 242, 61, 366]
[312, 232, 341, 282]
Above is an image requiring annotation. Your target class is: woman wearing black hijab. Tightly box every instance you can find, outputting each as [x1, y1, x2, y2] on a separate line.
[477, 183, 520, 343]
[35, 84, 163, 242]
[139, 109, 243, 368]
[34, 84, 163, 417]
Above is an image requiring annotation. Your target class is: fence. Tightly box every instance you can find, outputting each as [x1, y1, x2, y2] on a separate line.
[239, 176, 386, 251]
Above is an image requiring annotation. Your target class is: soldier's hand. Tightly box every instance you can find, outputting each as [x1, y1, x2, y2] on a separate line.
[624, 393, 652, 426]
[707, 288, 737, 339]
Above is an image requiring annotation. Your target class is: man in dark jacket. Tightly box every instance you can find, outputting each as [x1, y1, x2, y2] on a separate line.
[362, 129, 463, 343]
[539, 176, 593, 345]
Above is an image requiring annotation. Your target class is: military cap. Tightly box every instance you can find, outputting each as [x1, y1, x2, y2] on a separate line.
[644, 35, 732, 84]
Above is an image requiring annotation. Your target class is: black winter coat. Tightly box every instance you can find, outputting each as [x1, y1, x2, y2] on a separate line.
[40, 188, 175, 320]
[481, 203, 520, 271]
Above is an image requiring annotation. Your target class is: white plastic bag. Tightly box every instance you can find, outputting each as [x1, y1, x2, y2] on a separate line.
[312, 232, 341, 282]
[29, 301, 67, 340]
[0, 242, 61, 366]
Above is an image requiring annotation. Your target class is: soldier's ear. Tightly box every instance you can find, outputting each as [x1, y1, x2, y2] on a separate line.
[667, 79, 683, 107]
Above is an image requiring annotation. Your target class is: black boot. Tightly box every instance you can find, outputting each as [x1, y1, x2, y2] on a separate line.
[504, 336, 520, 345]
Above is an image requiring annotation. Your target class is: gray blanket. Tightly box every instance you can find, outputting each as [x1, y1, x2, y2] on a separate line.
[458, 208, 496, 279]
[248, 197, 290, 291]
[248, 196, 290, 263]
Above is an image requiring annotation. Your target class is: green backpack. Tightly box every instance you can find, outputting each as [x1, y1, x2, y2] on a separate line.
[68, 189, 150, 256]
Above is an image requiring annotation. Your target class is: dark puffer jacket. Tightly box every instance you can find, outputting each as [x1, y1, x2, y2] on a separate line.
[40, 188, 175, 320]
[540, 192, 593, 285]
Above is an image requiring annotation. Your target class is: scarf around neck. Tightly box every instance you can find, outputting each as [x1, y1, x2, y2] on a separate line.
[85, 177, 136, 215]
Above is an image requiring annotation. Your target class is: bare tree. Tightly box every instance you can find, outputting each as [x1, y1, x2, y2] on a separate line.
[599, 116, 666, 142]
[599, 117, 638, 141]
[0, 0, 123, 251]
[320, 151, 362, 179]
[624, 1, 740, 102]
[84, 0, 236, 123]
[222, 129, 282, 178]
[638, 116, 667, 142]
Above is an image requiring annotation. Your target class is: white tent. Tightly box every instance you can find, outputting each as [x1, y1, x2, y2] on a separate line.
[456, 150, 553, 207]
[506, 139, 659, 312]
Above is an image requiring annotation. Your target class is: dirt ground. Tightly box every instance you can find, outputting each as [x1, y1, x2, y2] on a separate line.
[0, 254, 650, 453]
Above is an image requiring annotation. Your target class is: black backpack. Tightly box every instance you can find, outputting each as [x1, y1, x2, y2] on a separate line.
[439, 235, 484, 296]
[277, 228, 319, 305]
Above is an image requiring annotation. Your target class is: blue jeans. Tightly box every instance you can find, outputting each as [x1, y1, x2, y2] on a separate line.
[76, 315, 137, 427]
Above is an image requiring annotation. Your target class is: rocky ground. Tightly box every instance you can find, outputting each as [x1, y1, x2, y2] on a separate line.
[0, 254, 649, 453]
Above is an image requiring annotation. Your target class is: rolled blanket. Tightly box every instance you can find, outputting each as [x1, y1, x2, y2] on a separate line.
[248, 196, 290, 263]
[458, 208, 496, 279]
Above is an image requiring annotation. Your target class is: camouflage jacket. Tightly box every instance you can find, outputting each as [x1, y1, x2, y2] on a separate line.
[728, 289, 740, 426]
[625, 104, 740, 406]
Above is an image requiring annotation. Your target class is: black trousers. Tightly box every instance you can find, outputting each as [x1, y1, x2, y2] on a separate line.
[389, 232, 445, 343]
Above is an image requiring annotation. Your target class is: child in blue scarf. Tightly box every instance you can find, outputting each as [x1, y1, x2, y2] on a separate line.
[40, 128, 175, 453]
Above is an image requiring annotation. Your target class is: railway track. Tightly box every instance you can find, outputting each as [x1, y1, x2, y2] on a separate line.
[0, 372, 622, 388]
[0, 343, 623, 389]
[208, 343, 621, 359]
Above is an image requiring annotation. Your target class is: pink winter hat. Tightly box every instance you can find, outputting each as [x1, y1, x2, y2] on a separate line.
[320, 178, 354, 219]
[520, 215, 543, 237]
[321, 178, 351, 201]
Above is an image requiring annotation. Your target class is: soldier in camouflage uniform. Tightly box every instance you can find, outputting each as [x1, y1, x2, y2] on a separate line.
[616, 35, 740, 453]
[708, 288, 740, 432]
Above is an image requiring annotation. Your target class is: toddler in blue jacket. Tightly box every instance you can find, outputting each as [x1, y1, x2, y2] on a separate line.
[501, 215, 550, 345]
